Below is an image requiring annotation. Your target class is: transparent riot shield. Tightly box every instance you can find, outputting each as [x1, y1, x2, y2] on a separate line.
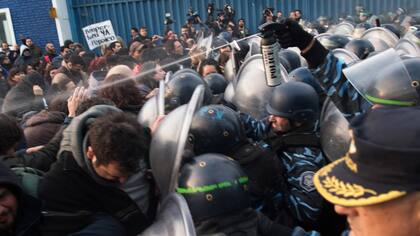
[149, 85, 205, 199]
[233, 54, 288, 119]
[141, 193, 196, 236]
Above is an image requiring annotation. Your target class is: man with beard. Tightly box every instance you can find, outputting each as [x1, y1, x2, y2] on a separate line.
[25, 38, 42, 62]
[43, 43, 58, 63]
[0, 162, 42, 236]
[52, 54, 87, 87]
[242, 81, 325, 229]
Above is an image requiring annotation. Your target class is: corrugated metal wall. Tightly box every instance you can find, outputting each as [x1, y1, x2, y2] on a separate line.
[67, 0, 420, 47]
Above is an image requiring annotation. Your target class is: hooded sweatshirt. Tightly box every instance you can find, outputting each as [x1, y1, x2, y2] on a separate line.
[0, 162, 42, 236]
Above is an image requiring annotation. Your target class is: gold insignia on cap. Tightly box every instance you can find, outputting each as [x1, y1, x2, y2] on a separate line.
[322, 176, 377, 198]
[345, 155, 358, 173]
[314, 158, 407, 207]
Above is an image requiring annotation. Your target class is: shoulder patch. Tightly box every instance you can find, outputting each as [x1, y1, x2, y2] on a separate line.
[300, 171, 315, 192]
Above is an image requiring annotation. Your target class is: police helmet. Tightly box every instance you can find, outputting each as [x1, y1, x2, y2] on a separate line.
[177, 153, 250, 223]
[266, 81, 319, 124]
[345, 39, 375, 59]
[203, 73, 228, 95]
[288, 67, 324, 94]
[166, 72, 212, 111]
[188, 105, 245, 155]
[318, 34, 350, 50]
[278, 49, 302, 73]
[366, 58, 420, 106]
[382, 24, 401, 38]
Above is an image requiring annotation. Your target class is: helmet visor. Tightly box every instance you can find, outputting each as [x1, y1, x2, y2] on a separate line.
[343, 48, 419, 106]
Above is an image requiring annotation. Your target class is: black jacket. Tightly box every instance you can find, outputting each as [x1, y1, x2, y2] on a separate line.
[39, 152, 150, 235]
[1, 125, 64, 172]
[39, 106, 151, 235]
[23, 110, 66, 148]
[1, 73, 46, 119]
[0, 162, 42, 236]
[195, 208, 294, 236]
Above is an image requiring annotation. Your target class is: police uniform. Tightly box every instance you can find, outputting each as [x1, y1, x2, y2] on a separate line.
[240, 82, 326, 229]
[314, 106, 420, 235]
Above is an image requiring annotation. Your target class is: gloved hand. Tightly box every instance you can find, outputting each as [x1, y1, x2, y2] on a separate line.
[259, 19, 313, 50]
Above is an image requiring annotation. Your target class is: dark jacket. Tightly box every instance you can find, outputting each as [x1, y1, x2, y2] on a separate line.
[196, 208, 303, 236]
[39, 151, 150, 235]
[39, 106, 151, 235]
[23, 110, 66, 147]
[0, 162, 42, 236]
[241, 115, 325, 229]
[1, 73, 46, 119]
[55, 65, 85, 86]
[29, 45, 43, 61]
[1, 125, 64, 172]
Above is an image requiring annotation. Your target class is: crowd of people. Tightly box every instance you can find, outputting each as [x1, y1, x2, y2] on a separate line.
[0, 3, 419, 236]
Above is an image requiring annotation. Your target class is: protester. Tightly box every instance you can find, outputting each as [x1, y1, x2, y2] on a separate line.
[0, 5, 419, 236]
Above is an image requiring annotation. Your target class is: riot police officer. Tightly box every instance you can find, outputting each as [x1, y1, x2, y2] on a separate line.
[177, 153, 319, 236]
[188, 100, 324, 229]
[260, 19, 420, 117]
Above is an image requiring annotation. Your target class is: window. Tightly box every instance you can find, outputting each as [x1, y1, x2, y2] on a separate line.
[0, 8, 16, 45]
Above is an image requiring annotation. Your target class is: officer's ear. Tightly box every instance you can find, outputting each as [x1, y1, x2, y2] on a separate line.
[86, 146, 96, 162]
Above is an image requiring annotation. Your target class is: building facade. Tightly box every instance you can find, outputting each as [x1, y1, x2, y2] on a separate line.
[1, 0, 419, 50]
[0, 0, 61, 48]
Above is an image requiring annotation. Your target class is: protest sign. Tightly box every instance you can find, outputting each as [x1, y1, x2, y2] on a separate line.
[82, 20, 117, 50]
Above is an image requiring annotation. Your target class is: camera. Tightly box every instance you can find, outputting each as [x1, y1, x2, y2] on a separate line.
[186, 7, 200, 24]
[223, 4, 235, 22]
[164, 13, 174, 25]
[207, 3, 214, 15]
[263, 8, 274, 17]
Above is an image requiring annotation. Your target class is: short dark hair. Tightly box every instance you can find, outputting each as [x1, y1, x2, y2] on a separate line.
[198, 58, 220, 76]
[140, 26, 147, 30]
[106, 54, 119, 67]
[60, 46, 68, 53]
[0, 114, 23, 155]
[99, 74, 144, 109]
[109, 41, 121, 50]
[116, 55, 136, 69]
[76, 97, 115, 116]
[88, 112, 150, 173]
[69, 54, 85, 66]
[131, 27, 139, 33]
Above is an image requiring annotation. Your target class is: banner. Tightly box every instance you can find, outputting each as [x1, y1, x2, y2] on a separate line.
[82, 20, 117, 50]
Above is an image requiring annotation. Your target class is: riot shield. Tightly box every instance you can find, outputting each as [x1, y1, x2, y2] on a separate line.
[343, 48, 418, 106]
[361, 27, 399, 51]
[137, 96, 158, 128]
[158, 80, 165, 116]
[333, 48, 360, 66]
[233, 54, 288, 119]
[245, 36, 261, 59]
[395, 38, 420, 58]
[141, 193, 196, 236]
[149, 85, 205, 199]
[224, 82, 235, 104]
[224, 57, 236, 82]
[172, 68, 200, 78]
[314, 33, 332, 41]
[196, 32, 213, 58]
[332, 22, 355, 36]
[315, 33, 335, 49]
[320, 98, 351, 162]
